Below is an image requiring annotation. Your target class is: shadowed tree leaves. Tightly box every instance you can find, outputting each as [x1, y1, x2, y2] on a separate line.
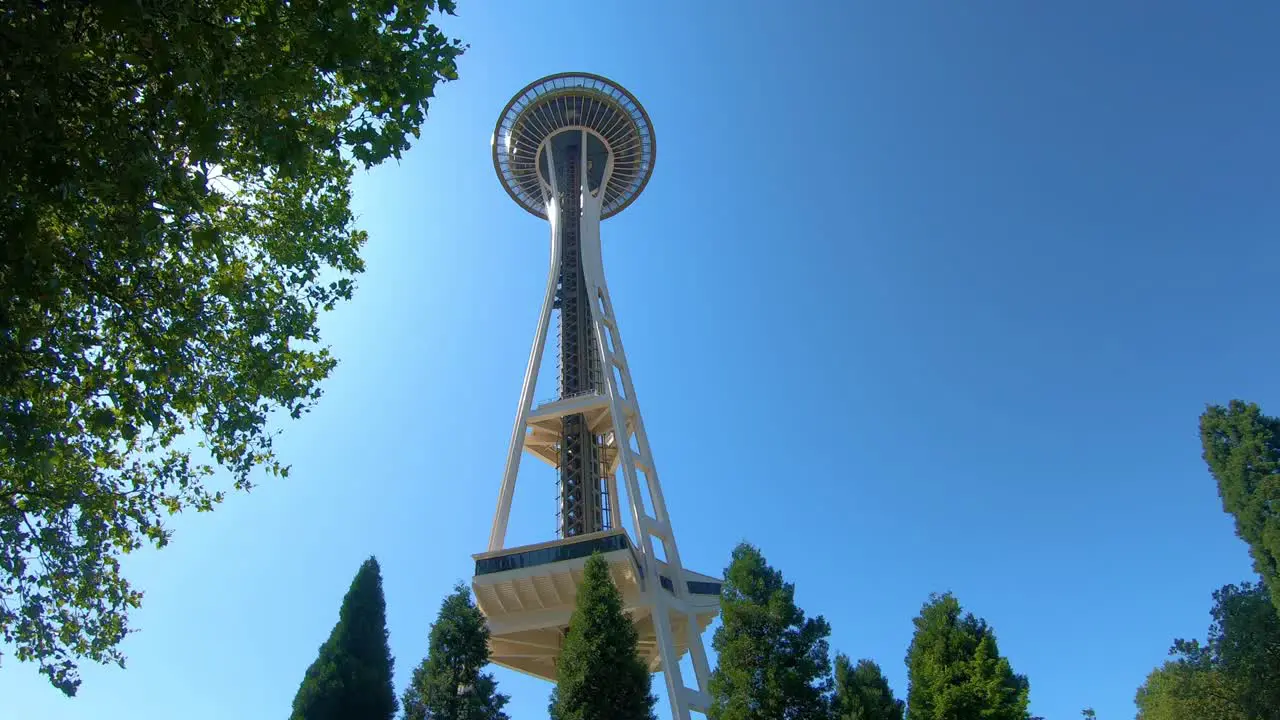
[0, 0, 463, 694]
[1137, 581, 1280, 720]
[1181, 581, 1280, 717]
[1199, 400, 1280, 615]
[402, 583, 509, 720]
[709, 542, 833, 720]
[833, 655, 904, 720]
[548, 553, 655, 720]
[1135, 661, 1243, 720]
[905, 593, 1031, 720]
[1137, 396, 1280, 719]
[290, 557, 397, 720]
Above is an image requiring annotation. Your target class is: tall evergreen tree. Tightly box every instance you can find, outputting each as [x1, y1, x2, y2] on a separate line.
[708, 542, 833, 720]
[905, 593, 1030, 720]
[1200, 400, 1280, 613]
[548, 554, 655, 720]
[290, 557, 397, 720]
[833, 655, 904, 720]
[402, 583, 509, 720]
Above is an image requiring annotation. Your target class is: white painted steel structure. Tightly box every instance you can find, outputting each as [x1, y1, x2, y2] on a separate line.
[474, 73, 718, 720]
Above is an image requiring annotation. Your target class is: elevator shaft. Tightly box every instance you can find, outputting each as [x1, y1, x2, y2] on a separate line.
[552, 136, 607, 538]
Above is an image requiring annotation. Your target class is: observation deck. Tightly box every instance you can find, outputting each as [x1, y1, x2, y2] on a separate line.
[492, 72, 656, 220]
[472, 530, 721, 682]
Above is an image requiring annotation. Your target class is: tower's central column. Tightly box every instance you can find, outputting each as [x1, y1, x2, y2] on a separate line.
[547, 130, 606, 538]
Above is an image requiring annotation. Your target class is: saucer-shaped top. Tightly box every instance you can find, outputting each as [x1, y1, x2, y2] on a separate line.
[493, 73, 656, 220]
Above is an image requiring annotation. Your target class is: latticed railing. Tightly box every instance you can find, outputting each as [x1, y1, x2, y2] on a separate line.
[535, 387, 600, 408]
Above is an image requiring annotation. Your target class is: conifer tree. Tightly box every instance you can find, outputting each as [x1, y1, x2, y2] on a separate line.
[290, 557, 397, 720]
[402, 583, 509, 720]
[548, 554, 656, 720]
[833, 655, 904, 720]
[905, 593, 1030, 720]
[709, 542, 833, 720]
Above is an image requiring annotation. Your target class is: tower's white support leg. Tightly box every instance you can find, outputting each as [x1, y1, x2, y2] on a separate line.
[577, 138, 711, 720]
[487, 196, 563, 552]
[597, 286, 715, 695]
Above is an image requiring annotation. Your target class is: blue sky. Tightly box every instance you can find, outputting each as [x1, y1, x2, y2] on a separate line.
[5, 2, 1279, 718]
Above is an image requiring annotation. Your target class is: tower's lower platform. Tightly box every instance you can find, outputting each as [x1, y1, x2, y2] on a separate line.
[471, 530, 721, 682]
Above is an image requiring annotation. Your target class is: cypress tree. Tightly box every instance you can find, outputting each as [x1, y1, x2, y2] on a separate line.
[708, 542, 833, 720]
[1200, 400, 1280, 614]
[290, 557, 397, 720]
[402, 583, 510, 720]
[549, 553, 656, 720]
[905, 593, 1030, 720]
[833, 655, 904, 720]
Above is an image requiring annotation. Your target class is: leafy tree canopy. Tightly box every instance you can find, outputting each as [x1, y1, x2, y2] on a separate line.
[290, 557, 398, 720]
[709, 542, 833, 720]
[402, 583, 509, 720]
[1135, 661, 1243, 720]
[1137, 581, 1280, 720]
[1200, 400, 1280, 614]
[548, 553, 655, 720]
[833, 655, 903, 720]
[905, 593, 1030, 720]
[0, 0, 462, 694]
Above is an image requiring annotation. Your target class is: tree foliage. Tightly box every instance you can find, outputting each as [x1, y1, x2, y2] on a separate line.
[833, 655, 903, 720]
[905, 593, 1030, 720]
[0, 0, 463, 694]
[1137, 581, 1280, 720]
[402, 583, 509, 720]
[1200, 400, 1280, 614]
[548, 553, 655, 720]
[290, 557, 398, 720]
[1134, 661, 1243, 720]
[708, 542, 833, 720]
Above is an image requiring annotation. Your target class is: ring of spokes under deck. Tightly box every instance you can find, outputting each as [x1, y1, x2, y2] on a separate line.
[493, 72, 656, 220]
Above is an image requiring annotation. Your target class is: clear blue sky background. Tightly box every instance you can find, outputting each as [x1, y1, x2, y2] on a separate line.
[5, 2, 1279, 718]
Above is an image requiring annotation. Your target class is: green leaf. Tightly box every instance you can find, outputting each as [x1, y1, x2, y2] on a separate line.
[0, 0, 464, 695]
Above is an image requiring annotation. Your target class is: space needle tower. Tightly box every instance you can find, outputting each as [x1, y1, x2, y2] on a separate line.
[470, 73, 720, 720]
